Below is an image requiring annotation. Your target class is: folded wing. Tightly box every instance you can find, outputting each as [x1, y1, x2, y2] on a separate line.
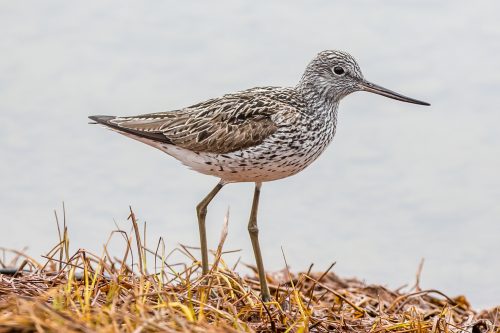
[90, 91, 279, 154]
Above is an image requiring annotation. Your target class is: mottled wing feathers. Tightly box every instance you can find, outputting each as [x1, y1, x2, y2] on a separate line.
[93, 88, 285, 154]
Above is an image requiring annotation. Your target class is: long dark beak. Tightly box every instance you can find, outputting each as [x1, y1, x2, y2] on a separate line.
[358, 80, 430, 106]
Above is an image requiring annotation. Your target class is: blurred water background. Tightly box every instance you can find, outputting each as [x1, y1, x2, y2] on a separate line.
[1, 1, 499, 308]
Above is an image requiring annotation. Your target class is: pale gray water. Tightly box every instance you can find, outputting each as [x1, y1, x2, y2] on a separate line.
[1, 1, 499, 308]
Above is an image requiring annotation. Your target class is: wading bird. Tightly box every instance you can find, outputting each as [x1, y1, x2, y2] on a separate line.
[89, 50, 429, 301]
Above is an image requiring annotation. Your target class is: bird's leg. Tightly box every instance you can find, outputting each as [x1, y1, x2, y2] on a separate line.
[248, 182, 271, 302]
[196, 180, 225, 275]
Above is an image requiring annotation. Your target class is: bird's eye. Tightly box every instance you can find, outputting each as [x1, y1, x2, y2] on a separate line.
[333, 66, 345, 75]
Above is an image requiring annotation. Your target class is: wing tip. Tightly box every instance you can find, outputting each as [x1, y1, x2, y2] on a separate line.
[88, 114, 173, 145]
[88, 115, 116, 125]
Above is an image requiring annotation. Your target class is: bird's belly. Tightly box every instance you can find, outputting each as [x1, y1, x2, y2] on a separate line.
[158, 138, 330, 183]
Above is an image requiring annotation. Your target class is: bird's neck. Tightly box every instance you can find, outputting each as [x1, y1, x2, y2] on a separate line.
[297, 77, 339, 125]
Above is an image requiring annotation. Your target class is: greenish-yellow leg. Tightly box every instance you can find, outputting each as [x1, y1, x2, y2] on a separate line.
[248, 182, 271, 301]
[196, 180, 224, 275]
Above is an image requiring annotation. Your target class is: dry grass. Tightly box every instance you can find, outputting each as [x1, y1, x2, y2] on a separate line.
[0, 207, 498, 332]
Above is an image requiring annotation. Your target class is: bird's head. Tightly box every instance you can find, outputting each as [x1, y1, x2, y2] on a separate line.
[299, 50, 430, 106]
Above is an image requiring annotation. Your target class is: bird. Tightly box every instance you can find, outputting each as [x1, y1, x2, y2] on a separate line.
[89, 50, 430, 301]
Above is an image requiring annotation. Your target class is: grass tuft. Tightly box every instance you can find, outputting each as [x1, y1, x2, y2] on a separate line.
[0, 207, 498, 332]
